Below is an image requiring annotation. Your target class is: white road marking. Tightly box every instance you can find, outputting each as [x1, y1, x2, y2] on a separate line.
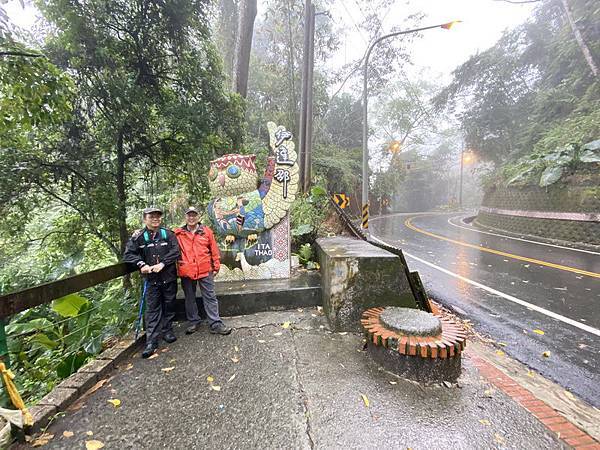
[447, 215, 600, 256]
[369, 235, 600, 338]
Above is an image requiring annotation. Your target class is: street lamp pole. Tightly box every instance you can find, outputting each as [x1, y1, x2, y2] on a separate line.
[459, 147, 464, 209]
[361, 21, 460, 231]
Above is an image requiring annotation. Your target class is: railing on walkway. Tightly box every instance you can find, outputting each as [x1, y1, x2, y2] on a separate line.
[329, 198, 431, 312]
[0, 263, 137, 404]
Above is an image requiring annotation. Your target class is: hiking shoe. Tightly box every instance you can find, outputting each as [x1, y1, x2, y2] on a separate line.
[185, 324, 199, 335]
[210, 322, 232, 335]
[163, 331, 177, 343]
[142, 342, 158, 358]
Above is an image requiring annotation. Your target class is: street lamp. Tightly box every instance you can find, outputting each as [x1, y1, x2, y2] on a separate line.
[361, 21, 461, 231]
[459, 148, 474, 209]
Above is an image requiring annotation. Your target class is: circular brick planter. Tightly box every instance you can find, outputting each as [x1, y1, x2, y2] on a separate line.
[361, 307, 466, 383]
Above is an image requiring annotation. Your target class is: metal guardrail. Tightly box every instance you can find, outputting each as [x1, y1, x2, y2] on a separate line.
[328, 197, 431, 312]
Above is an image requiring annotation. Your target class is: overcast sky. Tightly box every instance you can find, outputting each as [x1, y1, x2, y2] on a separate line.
[327, 0, 536, 85]
[7, 0, 535, 79]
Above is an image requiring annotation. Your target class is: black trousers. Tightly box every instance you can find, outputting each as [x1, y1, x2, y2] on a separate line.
[145, 280, 177, 345]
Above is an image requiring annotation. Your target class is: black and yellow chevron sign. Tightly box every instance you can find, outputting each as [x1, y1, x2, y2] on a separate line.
[332, 193, 349, 209]
[361, 203, 369, 229]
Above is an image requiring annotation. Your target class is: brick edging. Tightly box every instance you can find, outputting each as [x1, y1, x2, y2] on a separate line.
[28, 332, 145, 434]
[470, 354, 600, 449]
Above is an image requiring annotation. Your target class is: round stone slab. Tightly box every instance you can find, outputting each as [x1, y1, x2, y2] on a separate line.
[379, 307, 442, 337]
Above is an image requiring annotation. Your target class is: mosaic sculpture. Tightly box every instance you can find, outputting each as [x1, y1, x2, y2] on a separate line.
[207, 122, 299, 280]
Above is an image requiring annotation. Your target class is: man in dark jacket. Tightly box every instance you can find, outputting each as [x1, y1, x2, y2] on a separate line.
[123, 207, 180, 358]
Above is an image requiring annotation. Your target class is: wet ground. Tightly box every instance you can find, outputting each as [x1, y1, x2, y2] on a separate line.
[371, 212, 600, 408]
[29, 310, 562, 450]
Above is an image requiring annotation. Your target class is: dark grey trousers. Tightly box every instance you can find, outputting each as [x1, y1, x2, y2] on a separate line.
[145, 281, 177, 345]
[181, 274, 223, 327]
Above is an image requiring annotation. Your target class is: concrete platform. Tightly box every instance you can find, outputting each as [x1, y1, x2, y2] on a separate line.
[316, 236, 418, 332]
[32, 309, 564, 450]
[175, 271, 321, 318]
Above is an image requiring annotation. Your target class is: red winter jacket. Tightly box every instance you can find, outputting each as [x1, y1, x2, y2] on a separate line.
[174, 225, 221, 280]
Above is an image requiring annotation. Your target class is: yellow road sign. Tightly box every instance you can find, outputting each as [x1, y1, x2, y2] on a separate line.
[333, 193, 350, 209]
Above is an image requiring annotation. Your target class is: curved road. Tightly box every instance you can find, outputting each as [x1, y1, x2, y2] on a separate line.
[371, 212, 600, 407]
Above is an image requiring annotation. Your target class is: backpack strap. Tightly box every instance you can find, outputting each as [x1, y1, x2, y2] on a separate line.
[143, 231, 150, 243]
[160, 228, 167, 240]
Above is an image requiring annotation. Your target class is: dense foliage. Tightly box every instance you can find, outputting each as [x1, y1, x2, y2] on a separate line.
[436, 0, 599, 177]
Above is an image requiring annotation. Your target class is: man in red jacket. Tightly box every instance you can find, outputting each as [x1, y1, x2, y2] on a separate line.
[175, 207, 232, 335]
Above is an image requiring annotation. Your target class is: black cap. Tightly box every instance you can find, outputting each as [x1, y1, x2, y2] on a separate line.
[143, 207, 163, 216]
[185, 206, 199, 215]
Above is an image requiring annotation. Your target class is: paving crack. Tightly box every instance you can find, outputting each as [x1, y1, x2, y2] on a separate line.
[290, 328, 316, 449]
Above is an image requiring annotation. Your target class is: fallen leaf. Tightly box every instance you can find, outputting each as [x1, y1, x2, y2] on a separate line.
[148, 353, 159, 360]
[282, 322, 291, 329]
[527, 370, 535, 378]
[389, 381, 397, 385]
[479, 419, 491, 426]
[161, 348, 169, 353]
[161, 367, 175, 372]
[564, 391, 575, 400]
[484, 389, 494, 398]
[533, 329, 545, 335]
[443, 381, 453, 388]
[257, 340, 266, 343]
[86, 431, 94, 436]
[124, 363, 134, 371]
[297, 308, 304, 312]
[211, 385, 222, 391]
[496, 350, 505, 356]
[360, 393, 370, 408]
[542, 351, 551, 358]
[32, 433, 54, 447]
[207, 376, 214, 383]
[85, 440, 105, 450]
[273, 332, 283, 336]
[339, 332, 348, 335]
[494, 433, 506, 444]
[228, 373, 236, 382]
[498, 342, 507, 347]
[231, 357, 240, 363]
[578, 343, 588, 349]
[234, 346, 239, 352]
[107, 399, 121, 408]
[63, 431, 74, 438]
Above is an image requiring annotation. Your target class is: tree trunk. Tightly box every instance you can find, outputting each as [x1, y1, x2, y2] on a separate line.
[560, 0, 599, 78]
[231, 0, 257, 97]
[217, 0, 239, 81]
[116, 132, 129, 256]
[116, 132, 132, 288]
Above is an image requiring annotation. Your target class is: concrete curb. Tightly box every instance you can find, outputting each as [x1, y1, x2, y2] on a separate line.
[28, 331, 145, 434]
[472, 218, 600, 253]
[467, 345, 600, 449]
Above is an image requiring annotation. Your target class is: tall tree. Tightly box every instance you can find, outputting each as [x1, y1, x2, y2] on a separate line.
[2, 0, 244, 258]
[231, 0, 257, 97]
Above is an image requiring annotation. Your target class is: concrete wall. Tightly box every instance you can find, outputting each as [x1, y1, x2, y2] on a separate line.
[316, 236, 417, 332]
[477, 184, 600, 246]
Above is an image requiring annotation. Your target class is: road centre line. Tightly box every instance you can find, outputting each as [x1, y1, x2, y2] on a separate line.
[369, 235, 600, 338]
[446, 215, 600, 256]
[405, 217, 600, 279]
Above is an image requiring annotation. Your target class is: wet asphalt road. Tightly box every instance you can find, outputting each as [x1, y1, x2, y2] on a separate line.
[371, 212, 600, 408]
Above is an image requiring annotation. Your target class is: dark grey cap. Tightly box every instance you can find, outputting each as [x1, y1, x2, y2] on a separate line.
[142, 206, 163, 216]
[185, 206, 199, 215]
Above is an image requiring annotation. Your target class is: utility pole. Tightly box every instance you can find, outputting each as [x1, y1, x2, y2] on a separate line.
[303, 3, 315, 193]
[298, 0, 311, 191]
[298, 2, 320, 193]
